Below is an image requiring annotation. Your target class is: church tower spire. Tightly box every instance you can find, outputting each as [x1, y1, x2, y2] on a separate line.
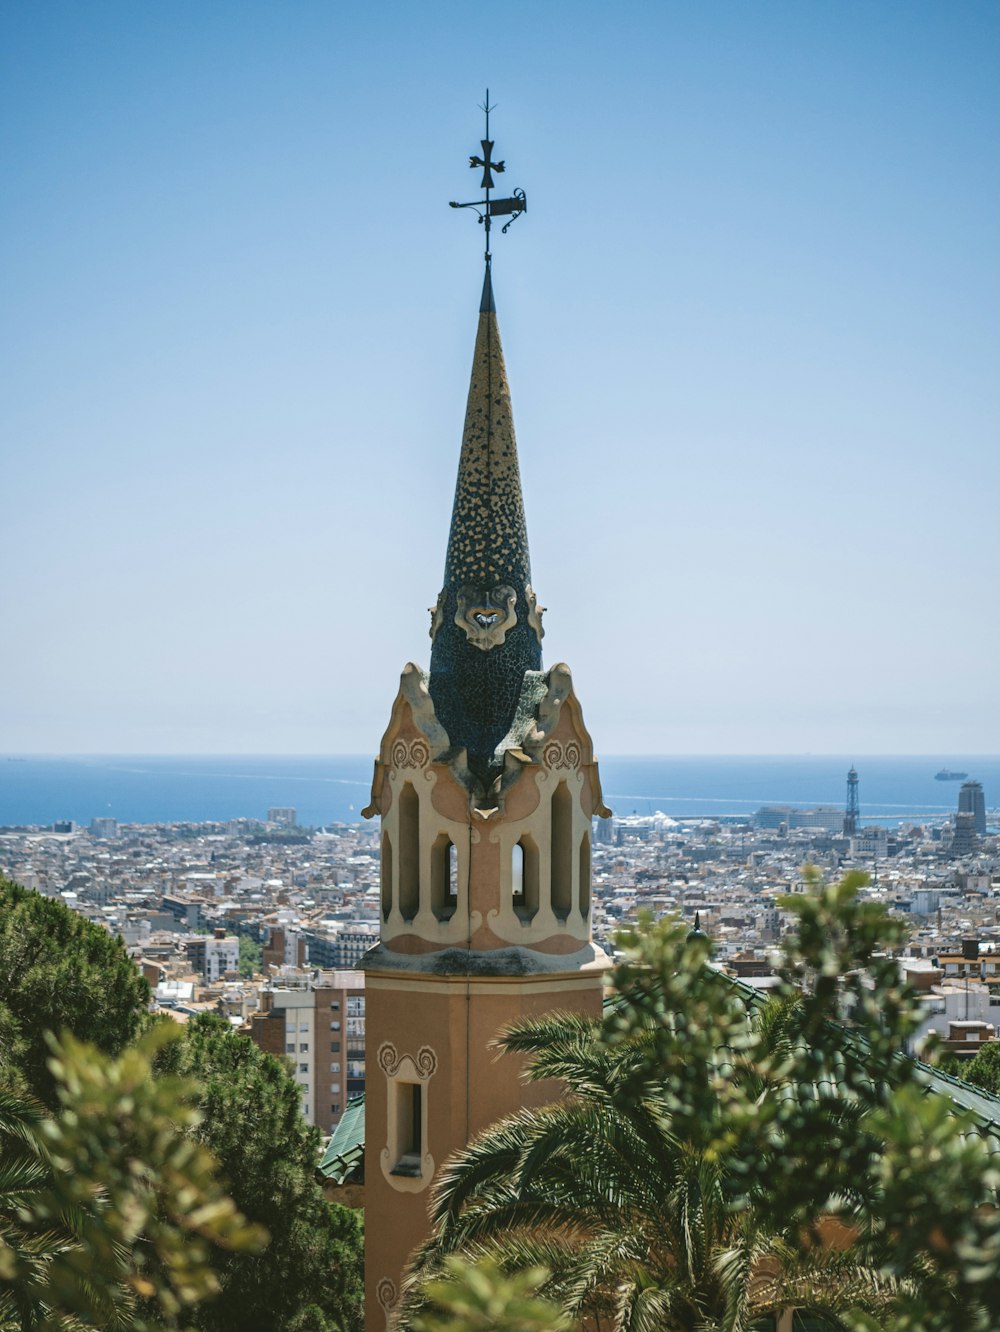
[428, 264, 543, 784]
[361, 105, 608, 1331]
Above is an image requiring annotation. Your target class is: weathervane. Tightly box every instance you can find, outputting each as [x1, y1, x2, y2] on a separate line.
[449, 90, 527, 266]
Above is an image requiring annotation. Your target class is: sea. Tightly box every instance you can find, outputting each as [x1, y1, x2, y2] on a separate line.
[0, 754, 996, 831]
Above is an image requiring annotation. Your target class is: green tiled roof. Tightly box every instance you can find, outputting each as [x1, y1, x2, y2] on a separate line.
[319, 1095, 365, 1184]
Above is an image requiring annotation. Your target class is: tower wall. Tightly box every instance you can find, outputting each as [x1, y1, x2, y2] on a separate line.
[361, 669, 609, 1328]
[363, 968, 604, 1330]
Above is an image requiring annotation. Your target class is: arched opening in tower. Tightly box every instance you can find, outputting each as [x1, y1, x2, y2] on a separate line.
[431, 834, 458, 921]
[380, 830, 393, 920]
[579, 830, 591, 919]
[398, 782, 420, 922]
[512, 835, 539, 922]
[551, 782, 573, 921]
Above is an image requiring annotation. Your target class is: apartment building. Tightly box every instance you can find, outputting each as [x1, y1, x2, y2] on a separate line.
[249, 968, 365, 1133]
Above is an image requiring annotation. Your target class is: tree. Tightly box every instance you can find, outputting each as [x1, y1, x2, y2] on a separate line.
[0, 877, 149, 1107]
[237, 935, 262, 979]
[954, 1040, 1000, 1097]
[154, 1014, 363, 1332]
[0, 1026, 266, 1331]
[405, 965, 900, 1330]
[411, 1257, 571, 1332]
[405, 873, 1000, 1332]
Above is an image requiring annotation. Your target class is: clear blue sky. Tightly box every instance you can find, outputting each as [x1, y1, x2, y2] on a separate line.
[2, 1, 997, 755]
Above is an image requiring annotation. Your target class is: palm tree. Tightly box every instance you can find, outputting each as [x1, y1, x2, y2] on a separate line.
[401, 1008, 902, 1332]
[0, 1086, 83, 1330]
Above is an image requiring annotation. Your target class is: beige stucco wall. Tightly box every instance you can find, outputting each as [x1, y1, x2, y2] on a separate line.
[363, 969, 604, 1330]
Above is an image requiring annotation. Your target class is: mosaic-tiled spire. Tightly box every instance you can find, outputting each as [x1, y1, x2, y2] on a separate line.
[428, 267, 543, 779]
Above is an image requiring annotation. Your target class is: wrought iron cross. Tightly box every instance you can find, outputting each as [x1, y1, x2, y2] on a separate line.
[469, 140, 505, 189]
[449, 90, 527, 264]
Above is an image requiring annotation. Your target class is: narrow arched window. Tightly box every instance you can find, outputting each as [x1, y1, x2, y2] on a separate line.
[579, 830, 591, 919]
[551, 782, 572, 921]
[398, 782, 419, 922]
[381, 830, 393, 920]
[512, 836, 539, 922]
[431, 834, 458, 921]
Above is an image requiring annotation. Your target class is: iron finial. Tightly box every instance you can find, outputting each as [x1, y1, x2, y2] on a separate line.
[448, 90, 527, 267]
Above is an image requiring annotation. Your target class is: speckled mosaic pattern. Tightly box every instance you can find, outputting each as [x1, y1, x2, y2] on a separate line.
[442, 302, 530, 591]
[429, 275, 543, 776]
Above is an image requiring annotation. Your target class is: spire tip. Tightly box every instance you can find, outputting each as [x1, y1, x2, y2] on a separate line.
[480, 264, 496, 314]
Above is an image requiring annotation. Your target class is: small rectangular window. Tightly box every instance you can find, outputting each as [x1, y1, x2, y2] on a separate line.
[330, 1062, 341, 1073]
[299, 1063, 309, 1074]
[330, 1041, 340, 1052]
[408, 1082, 422, 1154]
[392, 1080, 423, 1177]
[331, 1103, 341, 1114]
[331, 1021, 340, 1030]
[299, 1042, 309, 1052]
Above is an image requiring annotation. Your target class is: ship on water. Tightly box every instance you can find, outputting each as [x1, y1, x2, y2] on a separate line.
[935, 768, 969, 781]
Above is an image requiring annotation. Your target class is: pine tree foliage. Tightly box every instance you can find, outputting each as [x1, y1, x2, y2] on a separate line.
[0, 1026, 266, 1331]
[0, 877, 149, 1107]
[155, 1014, 363, 1332]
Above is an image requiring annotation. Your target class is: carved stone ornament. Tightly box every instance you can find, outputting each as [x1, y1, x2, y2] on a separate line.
[389, 738, 430, 771]
[454, 583, 517, 651]
[376, 1277, 397, 1329]
[543, 740, 582, 771]
[377, 1041, 438, 1080]
[525, 583, 545, 641]
[428, 591, 446, 641]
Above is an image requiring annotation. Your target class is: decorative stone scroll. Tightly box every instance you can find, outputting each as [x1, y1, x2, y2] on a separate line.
[389, 738, 430, 771]
[525, 584, 545, 641]
[428, 592, 446, 642]
[543, 740, 582, 771]
[377, 1041, 438, 1079]
[376, 1277, 397, 1330]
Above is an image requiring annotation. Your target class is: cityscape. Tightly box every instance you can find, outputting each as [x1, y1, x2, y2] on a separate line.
[1, 766, 995, 1144]
[2, 3, 997, 1328]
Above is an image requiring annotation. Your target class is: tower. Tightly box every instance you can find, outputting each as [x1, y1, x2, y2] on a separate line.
[958, 780, 986, 836]
[843, 765, 860, 837]
[361, 108, 609, 1331]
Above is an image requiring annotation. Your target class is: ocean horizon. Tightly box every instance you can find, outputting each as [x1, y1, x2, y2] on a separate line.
[1, 754, 996, 831]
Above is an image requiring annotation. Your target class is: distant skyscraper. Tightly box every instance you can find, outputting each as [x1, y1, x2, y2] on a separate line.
[843, 766, 860, 837]
[951, 811, 978, 858]
[958, 781, 986, 836]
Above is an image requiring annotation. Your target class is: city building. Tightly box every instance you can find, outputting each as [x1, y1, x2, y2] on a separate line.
[755, 806, 842, 832]
[263, 920, 308, 969]
[267, 807, 298, 827]
[185, 929, 240, 983]
[850, 826, 889, 860]
[959, 781, 987, 836]
[951, 811, 979, 858]
[249, 969, 365, 1131]
[304, 923, 379, 969]
[360, 256, 611, 1326]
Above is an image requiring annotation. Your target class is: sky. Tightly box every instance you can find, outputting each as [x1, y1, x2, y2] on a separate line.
[1, 1, 997, 756]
